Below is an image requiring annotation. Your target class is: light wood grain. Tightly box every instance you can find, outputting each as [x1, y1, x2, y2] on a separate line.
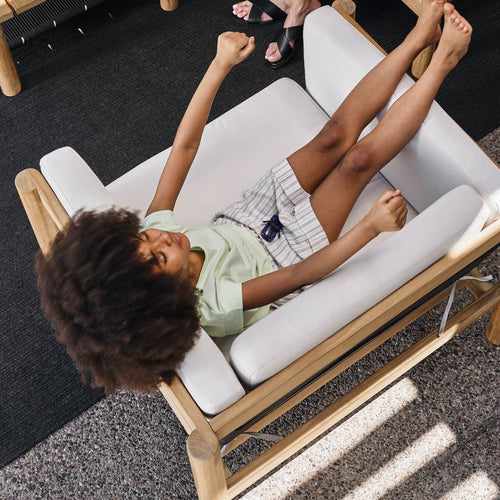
[0, 24, 20, 96]
[160, 0, 178, 11]
[0, 0, 13, 22]
[465, 268, 495, 298]
[485, 304, 500, 346]
[332, 0, 356, 19]
[187, 429, 227, 500]
[226, 284, 499, 497]
[15, 169, 69, 254]
[412, 44, 434, 78]
[158, 377, 214, 437]
[6, 0, 45, 14]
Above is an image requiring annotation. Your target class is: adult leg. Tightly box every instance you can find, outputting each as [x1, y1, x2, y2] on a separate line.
[310, 4, 471, 242]
[264, 0, 321, 64]
[288, 0, 445, 194]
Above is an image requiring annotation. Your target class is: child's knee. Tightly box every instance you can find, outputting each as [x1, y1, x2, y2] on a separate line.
[338, 144, 374, 176]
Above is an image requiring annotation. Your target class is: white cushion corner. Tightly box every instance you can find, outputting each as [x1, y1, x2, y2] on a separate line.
[176, 329, 245, 416]
[40, 146, 114, 216]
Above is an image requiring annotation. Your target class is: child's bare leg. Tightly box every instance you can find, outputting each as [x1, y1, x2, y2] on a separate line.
[289, 0, 445, 194]
[310, 4, 471, 242]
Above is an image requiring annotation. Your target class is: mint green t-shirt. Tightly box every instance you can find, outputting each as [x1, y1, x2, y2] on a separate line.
[141, 210, 273, 337]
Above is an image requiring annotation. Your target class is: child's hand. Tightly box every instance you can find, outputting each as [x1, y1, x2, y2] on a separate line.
[365, 189, 408, 234]
[215, 32, 255, 70]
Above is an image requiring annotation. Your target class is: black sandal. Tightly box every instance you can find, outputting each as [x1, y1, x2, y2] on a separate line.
[266, 24, 303, 69]
[232, 0, 287, 26]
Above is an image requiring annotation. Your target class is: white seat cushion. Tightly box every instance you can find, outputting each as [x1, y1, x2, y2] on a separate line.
[106, 78, 330, 225]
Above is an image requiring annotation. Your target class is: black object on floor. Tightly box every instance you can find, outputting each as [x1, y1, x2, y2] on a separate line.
[0, 0, 498, 469]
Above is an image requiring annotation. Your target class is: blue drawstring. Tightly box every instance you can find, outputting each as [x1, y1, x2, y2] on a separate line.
[261, 215, 283, 242]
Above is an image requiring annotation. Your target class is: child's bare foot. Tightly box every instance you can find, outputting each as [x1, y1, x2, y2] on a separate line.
[432, 4, 472, 70]
[408, 0, 446, 49]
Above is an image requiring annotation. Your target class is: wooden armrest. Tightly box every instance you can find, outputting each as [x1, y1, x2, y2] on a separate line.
[0, 1, 13, 23]
[15, 168, 70, 255]
[6, 0, 46, 15]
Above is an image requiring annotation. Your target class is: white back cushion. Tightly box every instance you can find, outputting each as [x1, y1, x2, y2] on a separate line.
[106, 78, 329, 225]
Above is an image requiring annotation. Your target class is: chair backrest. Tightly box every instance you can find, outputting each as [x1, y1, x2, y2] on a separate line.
[304, 7, 500, 221]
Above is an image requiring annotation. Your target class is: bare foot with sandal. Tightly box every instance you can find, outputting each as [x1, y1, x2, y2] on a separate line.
[232, 0, 321, 68]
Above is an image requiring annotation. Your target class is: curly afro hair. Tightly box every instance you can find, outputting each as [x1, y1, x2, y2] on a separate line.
[36, 208, 200, 393]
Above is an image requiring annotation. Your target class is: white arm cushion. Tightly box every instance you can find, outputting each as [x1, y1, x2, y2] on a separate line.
[175, 329, 245, 416]
[304, 7, 500, 219]
[40, 146, 114, 216]
[230, 185, 489, 387]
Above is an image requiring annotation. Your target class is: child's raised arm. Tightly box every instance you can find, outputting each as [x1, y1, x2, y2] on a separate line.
[242, 190, 407, 310]
[146, 32, 255, 216]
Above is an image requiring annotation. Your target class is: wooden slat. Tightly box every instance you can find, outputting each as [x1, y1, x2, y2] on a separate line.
[485, 304, 500, 346]
[210, 220, 500, 437]
[221, 283, 460, 455]
[0, 0, 13, 22]
[465, 268, 495, 298]
[226, 284, 500, 498]
[5, 0, 46, 15]
[158, 377, 214, 437]
[15, 169, 69, 255]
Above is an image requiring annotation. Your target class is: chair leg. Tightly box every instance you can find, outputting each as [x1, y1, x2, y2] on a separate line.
[486, 303, 500, 346]
[187, 429, 228, 500]
[411, 44, 435, 78]
[160, 0, 179, 11]
[0, 25, 21, 96]
[332, 0, 356, 19]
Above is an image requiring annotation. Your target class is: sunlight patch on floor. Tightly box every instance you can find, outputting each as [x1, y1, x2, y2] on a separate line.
[241, 377, 419, 499]
[440, 471, 499, 500]
[343, 422, 456, 499]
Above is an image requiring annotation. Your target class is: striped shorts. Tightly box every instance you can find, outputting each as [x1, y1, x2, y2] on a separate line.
[212, 159, 330, 306]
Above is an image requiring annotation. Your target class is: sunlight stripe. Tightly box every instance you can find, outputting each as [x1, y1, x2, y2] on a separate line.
[440, 471, 499, 500]
[241, 377, 419, 500]
[343, 422, 456, 500]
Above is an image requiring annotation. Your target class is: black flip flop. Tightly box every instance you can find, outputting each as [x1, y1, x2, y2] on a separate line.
[266, 25, 303, 69]
[232, 0, 286, 26]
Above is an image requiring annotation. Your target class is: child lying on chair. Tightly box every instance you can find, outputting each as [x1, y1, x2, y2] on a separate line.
[36, 1, 471, 394]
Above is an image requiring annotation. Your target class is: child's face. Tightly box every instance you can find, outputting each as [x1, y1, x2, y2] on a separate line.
[137, 229, 191, 278]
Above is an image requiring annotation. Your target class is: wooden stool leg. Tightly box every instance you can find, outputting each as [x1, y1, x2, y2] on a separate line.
[411, 44, 435, 78]
[0, 25, 21, 96]
[160, 0, 179, 11]
[332, 0, 356, 19]
[187, 429, 228, 500]
[486, 303, 500, 346]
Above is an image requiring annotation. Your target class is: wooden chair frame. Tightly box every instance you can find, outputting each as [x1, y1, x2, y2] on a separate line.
[15, 8, 499, 499]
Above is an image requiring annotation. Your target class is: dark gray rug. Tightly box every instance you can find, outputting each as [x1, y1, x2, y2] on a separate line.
[0, 0, 498, 468]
